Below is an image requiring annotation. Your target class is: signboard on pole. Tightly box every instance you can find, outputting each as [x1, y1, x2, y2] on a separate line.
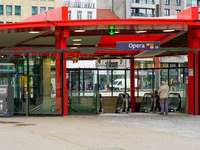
[116, 42, 160, 51]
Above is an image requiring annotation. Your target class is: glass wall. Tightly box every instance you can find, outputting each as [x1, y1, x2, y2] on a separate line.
[28, 53, 63, 115]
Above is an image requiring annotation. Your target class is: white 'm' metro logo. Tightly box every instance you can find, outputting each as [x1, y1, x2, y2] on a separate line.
[128, 43, 145, 49]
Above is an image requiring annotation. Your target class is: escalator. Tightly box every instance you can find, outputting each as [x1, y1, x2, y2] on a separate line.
[168, 93, 181, 112]
[139, 93, 154, 113]
[99, 93, 131, 114]
[139, 92, 182, 113]
[29, 98, 57, 114]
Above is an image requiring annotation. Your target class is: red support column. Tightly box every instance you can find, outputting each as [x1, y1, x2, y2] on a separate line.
[55, 27, 69, 116]
[188, 26, 200, 115]
[130, 57, 135, 112]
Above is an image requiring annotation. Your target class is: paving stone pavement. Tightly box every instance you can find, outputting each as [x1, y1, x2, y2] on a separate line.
[0, 113, 200, 150]
[83, 113, 200, 139]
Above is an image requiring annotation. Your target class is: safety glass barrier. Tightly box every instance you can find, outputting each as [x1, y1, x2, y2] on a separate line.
[67, 91, 97, 115]
[139, 93, 154, 113]
[28, 53, 63, 115]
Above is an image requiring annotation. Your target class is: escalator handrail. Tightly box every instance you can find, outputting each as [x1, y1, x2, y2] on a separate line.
[168, 92, 181, 111]
[99, 94, 102, 112]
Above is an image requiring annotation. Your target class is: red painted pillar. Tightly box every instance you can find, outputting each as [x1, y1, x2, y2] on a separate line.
[130, 57, 135, 112]
[55, 27, 69, 115]
[188, 26, 200, 115]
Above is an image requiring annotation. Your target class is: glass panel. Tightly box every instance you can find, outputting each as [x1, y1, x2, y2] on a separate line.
[28, 53, 62, 115]
[15, 6, 21, 16]
[112, 70, 125, 96]
[169, 68, 178, 92]
[0, 5, 3, 15]
[0, 54, 29, 114]
[160, 69, 168, 86]
[67, 70, 80, 91]
[138, 69, 153, 96]
[99, 70, 111, 97]
[67, 91, 97, 115]
[48, 7, 54, 10]
[6, 5, 12, 15]
[40, 7, 46, 13]
[32, 7, 38, 16]
[84, 70, 97, 91]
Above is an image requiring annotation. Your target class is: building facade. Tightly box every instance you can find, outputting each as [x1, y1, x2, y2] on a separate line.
[63, 0, 96, 20]
[0, 0, 63, 24]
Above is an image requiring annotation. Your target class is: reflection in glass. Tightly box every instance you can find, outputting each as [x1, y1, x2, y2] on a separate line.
[28, 53, 62, 115]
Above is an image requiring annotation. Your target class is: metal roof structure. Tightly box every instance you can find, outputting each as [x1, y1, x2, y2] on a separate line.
[0, 6, 199, 59]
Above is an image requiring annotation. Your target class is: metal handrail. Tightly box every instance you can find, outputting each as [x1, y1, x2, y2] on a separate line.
[99, 94, 102, 112]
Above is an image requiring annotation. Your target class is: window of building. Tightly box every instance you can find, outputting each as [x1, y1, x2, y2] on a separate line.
[48, 0, 54, 1]
[131, 8, 154, 17]
[6, 5, 12, 15]
[48, 7, 54, 10]
[164, 0, 170, 5]
[164, 9, 170, 16]
[132, 0, 154, 4]
[176, 0, 181, 6]
[68, 10, 71, 20]
[32, 6, 38, 16]
[0, 21, 3, 24]
[40, 7, 46, 13]
[15, 6, 21, 16]
[77, 11, 82, 20]
[87, 11, 92, 19]
[0, 5, 3, 15]
[176, 9, 181, 13]
[6, 22, 12, 24]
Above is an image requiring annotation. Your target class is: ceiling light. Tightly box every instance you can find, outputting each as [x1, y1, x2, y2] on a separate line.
[163, 29, 175, 32]
[1, 55, 4, 58]
[73, 43, 81, 45]
[135, 30, 147, 34]
[74, 30, 85, 32]
[73, 39, 82, 42]
[125, 55, 132, 57]
[29, 31, 40, 34]
[104, 55, 110, 57]
[70, 47, 78, 50]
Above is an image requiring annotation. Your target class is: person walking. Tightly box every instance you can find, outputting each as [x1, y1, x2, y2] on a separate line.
[158, 81, 169, 115]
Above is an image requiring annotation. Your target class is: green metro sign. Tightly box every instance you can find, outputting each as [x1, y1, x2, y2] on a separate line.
[109, 25, 115, 35]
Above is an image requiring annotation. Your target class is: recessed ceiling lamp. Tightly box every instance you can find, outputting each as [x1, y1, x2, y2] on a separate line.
[135, 30, 147, 34]
[104, 55, 110, 57]
[29, 31, 40, 34]
[163, 29, 175, 32]
[74, 30, 85, 32]
[73, 39, 82, 42]
[70, 47, 78, 50]
[125, 55, 132, 57]
[73, 43, 81, 45]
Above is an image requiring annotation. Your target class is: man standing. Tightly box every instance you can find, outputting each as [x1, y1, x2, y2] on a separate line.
[158, 81, 169, 115]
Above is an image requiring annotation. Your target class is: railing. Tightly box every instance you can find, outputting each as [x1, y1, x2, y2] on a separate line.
[67, 91, 97, 114]
[132, 0, 155, 4]
[186, 4, 199, 7]
[131, 13, 154, 17]
[29, 98, 56, 114]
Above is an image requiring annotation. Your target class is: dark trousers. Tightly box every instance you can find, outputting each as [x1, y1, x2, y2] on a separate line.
[160, 98, 168, 114]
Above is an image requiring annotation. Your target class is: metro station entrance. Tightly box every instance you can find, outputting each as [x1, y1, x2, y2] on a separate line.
[67, 67, 187, 115]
